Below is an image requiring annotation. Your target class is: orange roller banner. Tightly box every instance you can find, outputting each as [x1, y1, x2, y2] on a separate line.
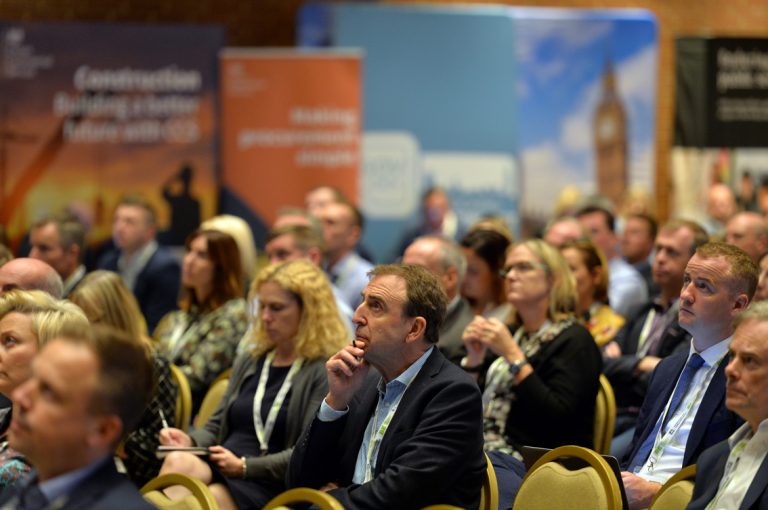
[219, 49, 361, 240]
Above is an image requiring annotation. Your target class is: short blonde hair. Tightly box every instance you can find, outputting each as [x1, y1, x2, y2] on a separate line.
[248, 260, 348, 360]
[69, 270, 147, 339]
[0, 289, 90, 346]
[511, 239, 577, 324]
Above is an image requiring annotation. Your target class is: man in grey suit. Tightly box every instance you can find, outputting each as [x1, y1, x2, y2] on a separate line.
[687, 301, 768, 510]
[402, 235, 474, 363]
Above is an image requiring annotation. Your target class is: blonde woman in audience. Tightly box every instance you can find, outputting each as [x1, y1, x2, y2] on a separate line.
[154, 229, 248, 414]
[201, 214, 258, 287]
[69, 270, 177, 486]
[158, 259, 348, 509]
[0, 290, 89, 488]
[459, 228, 513, 322]
[462, 240, 602, 509]
[560, 239, 625, 347]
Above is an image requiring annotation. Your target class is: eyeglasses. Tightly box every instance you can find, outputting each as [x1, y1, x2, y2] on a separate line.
[499, 261, 548, 277]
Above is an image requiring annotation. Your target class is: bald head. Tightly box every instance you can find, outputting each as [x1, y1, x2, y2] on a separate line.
[403, 236, 466, 300]
[0, 258, 64, 298]
[726, 212, 768, 263]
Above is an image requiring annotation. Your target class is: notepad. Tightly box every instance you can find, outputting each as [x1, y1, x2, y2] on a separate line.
[155, 446, 210, 459]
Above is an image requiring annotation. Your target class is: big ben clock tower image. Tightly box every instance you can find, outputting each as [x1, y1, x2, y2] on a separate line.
[594, 60, 628, 207]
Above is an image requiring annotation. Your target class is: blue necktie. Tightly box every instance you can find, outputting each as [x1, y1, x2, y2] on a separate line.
[628, 353, 705, 471]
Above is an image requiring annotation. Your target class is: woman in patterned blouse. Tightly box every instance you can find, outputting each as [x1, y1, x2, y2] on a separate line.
[153, 229, 248, 415]
[0, 290, 89, 489]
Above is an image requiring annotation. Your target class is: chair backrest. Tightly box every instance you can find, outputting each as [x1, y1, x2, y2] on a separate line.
[594, 374, 616, 454]
[193, 378, 229, 429]
[212, 367, 232, 386]
[513, 445, 623, 510]
[480, 452, 499, 510]
[264, 488, 344, 510]
[141, 473, 218, 510]
[169, 364, 192, 432]
[649, 464, 697, 510]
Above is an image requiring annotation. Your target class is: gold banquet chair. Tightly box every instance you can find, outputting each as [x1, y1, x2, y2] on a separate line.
[512, 445, 622, 510]
[594, 374, 617, 455]
[264, 487, 344, 510]
[648, 464, 697, 510]
[169, 364, 193, 432]
[141, 473, 218, 510]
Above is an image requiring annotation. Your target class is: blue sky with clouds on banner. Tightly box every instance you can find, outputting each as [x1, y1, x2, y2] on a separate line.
[512, 10, 658, 215]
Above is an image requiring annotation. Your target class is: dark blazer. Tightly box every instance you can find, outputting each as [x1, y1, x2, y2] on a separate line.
[687, 438, 768, 510]
[287, 348, 486, 510]
[437, 296, 475, 364]
[98, 245, 180, 333]
[603, 301, 691, 413]
[0, 459, 154, 510]
[622, 351, 743, 471]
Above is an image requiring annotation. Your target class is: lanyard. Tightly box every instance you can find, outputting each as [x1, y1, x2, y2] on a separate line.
[253, 350, 303, 455]
[166, 315, 194, 360]
[364, 393, 401, 483]
[642, 359, 716, 473]
[636, 309, 657, 356]
[706, 437, 749, 510]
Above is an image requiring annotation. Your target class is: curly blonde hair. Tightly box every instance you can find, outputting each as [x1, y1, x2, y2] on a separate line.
[247, 259, 348, 360]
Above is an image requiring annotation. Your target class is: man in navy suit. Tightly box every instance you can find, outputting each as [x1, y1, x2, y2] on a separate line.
[98, 195, 180, 333]
[687, 301, 768, 510]
[621, 242, 757, 509]
[288, 264, 485, 509]
[0, 325, 155, 509]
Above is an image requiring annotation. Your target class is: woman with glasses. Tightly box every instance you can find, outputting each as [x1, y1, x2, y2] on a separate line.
[462, 240, 602, 506]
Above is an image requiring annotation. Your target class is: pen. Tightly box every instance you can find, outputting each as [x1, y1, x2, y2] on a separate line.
[159, 409, 170, 429]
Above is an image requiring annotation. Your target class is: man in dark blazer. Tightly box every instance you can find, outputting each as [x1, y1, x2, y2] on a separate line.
[0, 326, 155, 510]
[288, 264, 486, 509]
[620, 242, 757, 509]
[98, 194, 180, 333]
[604, 219, 709, 456]
[402, 234, 474, 364]
[687, 301, 768, 510]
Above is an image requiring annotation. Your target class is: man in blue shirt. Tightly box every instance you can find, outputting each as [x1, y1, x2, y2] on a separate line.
[288, 264, 485, 509]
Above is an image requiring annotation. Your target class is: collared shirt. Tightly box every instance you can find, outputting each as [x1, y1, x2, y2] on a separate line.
[325, 251, 373, 311]
[636, 298, 680, 358]
[706, 419, 768, 510]
[27, 455, 112, 507]
[636, 337, 731, 484]
[117, 240, 158, 291]
[62, 265, 86, 297]
[317, 347, 434, 483]
[608, 256, 649, 317]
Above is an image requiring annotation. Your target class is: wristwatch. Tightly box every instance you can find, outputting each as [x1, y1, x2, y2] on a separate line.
[508, 358, 529, 377]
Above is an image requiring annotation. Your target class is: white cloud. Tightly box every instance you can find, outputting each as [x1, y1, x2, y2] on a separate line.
[521, 142, 593, 214]
[616, 44, 657, 108]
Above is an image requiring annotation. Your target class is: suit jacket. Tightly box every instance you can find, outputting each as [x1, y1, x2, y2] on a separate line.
[0, 458, 154, 510]
[687, 438, 768, 510]
[98, 245, 180, 333]
[622, 351, 743, 471]
[603, 301, 691, 413]
[287, 348, 486, 510]
[190, 353, 327, 482]
[437, 296, 475, 364]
